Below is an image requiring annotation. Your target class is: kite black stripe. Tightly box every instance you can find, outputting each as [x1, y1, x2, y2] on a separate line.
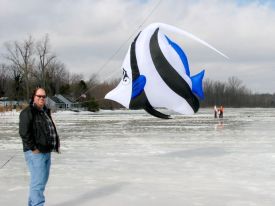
[149, 28, 199, 112]
[129, 31, 170, 119]
[130, 32, 141, 81]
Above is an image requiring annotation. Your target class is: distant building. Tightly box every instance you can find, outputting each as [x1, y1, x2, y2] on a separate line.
[46, 96, 66, 110]
[0, 97, 9, 106]
[0, 95, 80, 111]
[0, 97, 22, 108]
[46, 94, 80, 110]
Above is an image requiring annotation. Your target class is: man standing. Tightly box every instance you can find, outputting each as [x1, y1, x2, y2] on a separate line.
[219, 105, 224, 118]
[19, 87, 60, 206]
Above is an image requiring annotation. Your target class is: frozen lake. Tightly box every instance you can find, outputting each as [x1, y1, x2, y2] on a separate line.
[0, 108, 275, 206]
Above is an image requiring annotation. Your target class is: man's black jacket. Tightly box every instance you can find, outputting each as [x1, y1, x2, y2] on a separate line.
[19, 104, 60, 153]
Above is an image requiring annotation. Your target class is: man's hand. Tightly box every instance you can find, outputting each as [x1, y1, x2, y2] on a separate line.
[32, 149, 40, 154]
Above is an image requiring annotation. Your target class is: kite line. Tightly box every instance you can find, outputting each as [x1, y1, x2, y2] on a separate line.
[75, 0, 163, 101]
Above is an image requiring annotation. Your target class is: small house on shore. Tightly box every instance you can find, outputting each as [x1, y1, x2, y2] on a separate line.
[47, 94, 80, 111]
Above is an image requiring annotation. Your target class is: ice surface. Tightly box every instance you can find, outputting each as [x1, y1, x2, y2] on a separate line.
[0, 108, 275, 206]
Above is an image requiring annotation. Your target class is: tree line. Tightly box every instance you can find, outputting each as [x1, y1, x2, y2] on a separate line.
[202, 77, 275, 107]
[1, 35, 274, 110]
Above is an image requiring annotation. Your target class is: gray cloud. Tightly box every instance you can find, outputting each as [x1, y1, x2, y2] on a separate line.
[0, 0, 275, 93]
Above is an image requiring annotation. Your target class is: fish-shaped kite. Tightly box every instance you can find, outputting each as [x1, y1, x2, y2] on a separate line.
[105, 23, 228, 119]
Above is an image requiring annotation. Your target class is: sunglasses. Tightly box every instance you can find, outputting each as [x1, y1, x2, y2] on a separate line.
[35, 95, 46, 99]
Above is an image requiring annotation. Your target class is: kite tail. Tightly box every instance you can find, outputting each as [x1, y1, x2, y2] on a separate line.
[144, 101, 171, 119]
[150, 22, 229, 59]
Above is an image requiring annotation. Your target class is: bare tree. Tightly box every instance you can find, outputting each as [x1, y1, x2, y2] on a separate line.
[0, 64, 10, 97]
[226, 76, 244, 106]
[93, 79, 122, 109]
[87, 74, 99, 89]
[227, 76, 242, 91]
[46, 60, 69, 95]
[4, 36, 35, 100]
[35, 34, 56, 89]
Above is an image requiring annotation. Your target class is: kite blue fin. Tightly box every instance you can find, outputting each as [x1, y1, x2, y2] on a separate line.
[131, 75, 146, 99]
[191, 70, 205, 100]
[165, 36, 190, 76]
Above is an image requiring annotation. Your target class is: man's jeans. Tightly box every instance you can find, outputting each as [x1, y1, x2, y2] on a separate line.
[24, 150, 51, 206]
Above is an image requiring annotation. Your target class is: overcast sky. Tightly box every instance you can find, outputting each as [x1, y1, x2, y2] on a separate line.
[0, 0, 275, 93]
